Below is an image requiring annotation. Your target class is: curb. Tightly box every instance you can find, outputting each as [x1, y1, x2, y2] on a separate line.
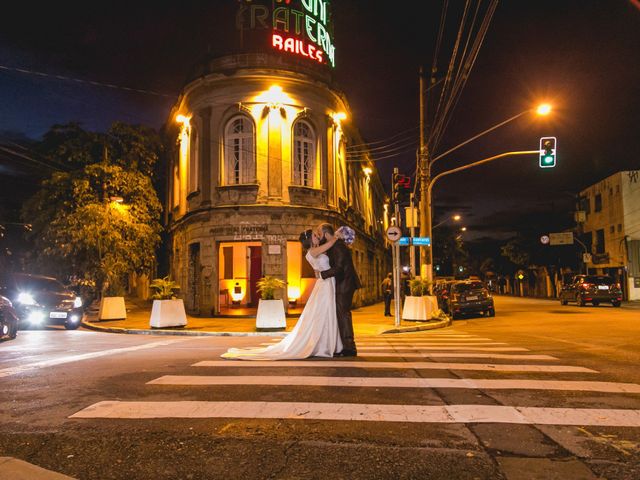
[81, 321, 288, 337]
[379, 317, 452, 334]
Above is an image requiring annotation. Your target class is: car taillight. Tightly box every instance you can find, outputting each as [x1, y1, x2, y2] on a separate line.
[580, 283, 593, 290]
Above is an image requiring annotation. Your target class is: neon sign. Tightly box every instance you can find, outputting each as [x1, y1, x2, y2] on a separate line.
[236, 0, 336, 68]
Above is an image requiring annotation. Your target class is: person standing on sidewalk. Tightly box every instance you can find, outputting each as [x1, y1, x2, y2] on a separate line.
[381, 273, 393, 317]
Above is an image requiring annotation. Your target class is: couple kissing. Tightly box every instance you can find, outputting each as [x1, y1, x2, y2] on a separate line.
[222, 223, 361, 360]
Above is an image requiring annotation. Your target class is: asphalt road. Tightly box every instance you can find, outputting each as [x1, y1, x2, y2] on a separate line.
[1, 296, 639, 480]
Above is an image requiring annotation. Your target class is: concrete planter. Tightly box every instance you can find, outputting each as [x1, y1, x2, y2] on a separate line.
[99, 296, 127, 320]
[256, 299, 286, 330]
[402, 295, 439, 321]
[150, 299, 187, 328]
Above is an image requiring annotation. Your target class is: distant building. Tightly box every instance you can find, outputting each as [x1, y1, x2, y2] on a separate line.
[164, 53, 389, 316]
[577, 170, 640, 300]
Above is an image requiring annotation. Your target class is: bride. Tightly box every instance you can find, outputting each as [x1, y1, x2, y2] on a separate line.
[221, 229, 343, 360]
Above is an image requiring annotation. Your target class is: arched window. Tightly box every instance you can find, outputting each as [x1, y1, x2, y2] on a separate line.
[188, 128, 199, 193]
[293, 120, 316, 187]
[224, 115, 255, 185]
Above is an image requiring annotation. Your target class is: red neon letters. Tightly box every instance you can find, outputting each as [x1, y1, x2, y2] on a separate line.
[272, 33, 324, 64]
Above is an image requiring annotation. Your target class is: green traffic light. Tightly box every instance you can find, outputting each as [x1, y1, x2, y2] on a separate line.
[543, 155, 554, 164]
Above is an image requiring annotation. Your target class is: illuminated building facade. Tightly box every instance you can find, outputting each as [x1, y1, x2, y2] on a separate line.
[166, 50, 389, 315]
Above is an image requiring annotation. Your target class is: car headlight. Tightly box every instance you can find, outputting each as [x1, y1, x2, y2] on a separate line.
[73, 296, 83, 308]
[28, 311, 45, 324]
[17, 292, 36, 306]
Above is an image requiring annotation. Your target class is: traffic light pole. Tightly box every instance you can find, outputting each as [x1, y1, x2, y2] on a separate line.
[425, 150, 540, 283]
[392, 167, 402, 327]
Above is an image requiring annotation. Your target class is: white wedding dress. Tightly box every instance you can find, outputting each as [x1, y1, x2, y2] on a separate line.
[222, 252, 343, 360]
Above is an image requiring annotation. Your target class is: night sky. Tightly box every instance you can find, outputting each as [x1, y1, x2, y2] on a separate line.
[1, 0, 639, 240]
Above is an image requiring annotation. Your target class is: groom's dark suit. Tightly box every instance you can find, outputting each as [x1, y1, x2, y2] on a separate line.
[320, 239, 362, 353]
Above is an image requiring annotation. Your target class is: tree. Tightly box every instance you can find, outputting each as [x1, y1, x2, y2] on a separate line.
[500, 237, 531, 268]
[22, 123, 163, 296]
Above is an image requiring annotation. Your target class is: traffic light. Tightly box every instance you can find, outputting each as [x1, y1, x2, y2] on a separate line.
[539, 136, 557, 168]
[392, 173, 411, 204]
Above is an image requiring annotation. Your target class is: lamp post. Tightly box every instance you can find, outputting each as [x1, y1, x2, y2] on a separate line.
[419, 103, 553, 287]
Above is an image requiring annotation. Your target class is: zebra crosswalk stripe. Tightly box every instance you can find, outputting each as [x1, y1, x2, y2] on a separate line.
[147, 375, 640, 393]
[358, 352, 557, 360]
[69, 401, 640, 427]
[358, 347, 529, 351]
[195, 360, 596, 373]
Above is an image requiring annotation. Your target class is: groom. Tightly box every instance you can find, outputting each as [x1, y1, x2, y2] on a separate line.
[316, 223, 362, 357]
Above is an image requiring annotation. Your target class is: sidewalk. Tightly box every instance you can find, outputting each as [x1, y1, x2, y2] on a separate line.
[83, 298, 450, 336]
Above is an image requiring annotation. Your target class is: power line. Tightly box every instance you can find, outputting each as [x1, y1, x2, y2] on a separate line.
[0, 64, 176, 99]
[346, 126, 420, 150]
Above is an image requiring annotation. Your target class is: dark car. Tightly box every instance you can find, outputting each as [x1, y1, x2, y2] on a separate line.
[0, 295, 18, 340]
[559, 275, 622, 307]
[434, 281, 456, 313]
[0, 273, 84, 329]
[448, 281, 495, 319]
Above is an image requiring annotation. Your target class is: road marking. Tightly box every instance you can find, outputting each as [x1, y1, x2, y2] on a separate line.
[69, 401, 640, 427]
[195, 360, 596, 373]
[0, 339, 185, 378]
[359, 346, 530, 352]
[147, 375, 640, 393]
[362, 338, 502, 342]
[360, 352, 558, 360]
[344, 343, 510, 347]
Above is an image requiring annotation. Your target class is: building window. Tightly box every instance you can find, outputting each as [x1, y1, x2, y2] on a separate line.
[595, 193, 602, 212]
[579, 195, 590, 215]
[188, 128, 199, 194]
[293, 120, 316, 187]
[224, 116, 255, 185]
[610, 225, 615, 234]
[596, 229, 605, 254]
[618, 224, 622, 233]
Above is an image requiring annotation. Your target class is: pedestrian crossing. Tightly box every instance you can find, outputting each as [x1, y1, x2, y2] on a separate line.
[70, 329, 640, 427]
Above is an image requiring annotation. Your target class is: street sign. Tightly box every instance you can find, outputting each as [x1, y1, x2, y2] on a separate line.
[540, 235, 550, 245]
[386, 226, 402, 242]
[398, 237, 431, 246]
[413, 237, 431, 246]
[549, 232, 574, 245]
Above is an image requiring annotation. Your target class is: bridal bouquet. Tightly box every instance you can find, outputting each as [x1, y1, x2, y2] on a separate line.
[336, 225, 356, 245]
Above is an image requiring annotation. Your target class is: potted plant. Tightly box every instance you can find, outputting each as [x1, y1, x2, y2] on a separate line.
[255, 276, 286, 330]
[402, 277, 437, 321]
[98, 275, 127, 321]
[149, 276, 187, 328]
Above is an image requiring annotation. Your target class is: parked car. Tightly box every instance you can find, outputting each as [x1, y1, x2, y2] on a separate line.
[0, 295, 18, 340]
[448, 281, 495, 319]
[434, 281, 456, 313]
[559, 275, 622, 307]
[0, 273, 84, 329]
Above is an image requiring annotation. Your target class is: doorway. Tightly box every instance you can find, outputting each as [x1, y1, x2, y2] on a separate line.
[248, 246, 262, 307]
[188, 243, 201, 313]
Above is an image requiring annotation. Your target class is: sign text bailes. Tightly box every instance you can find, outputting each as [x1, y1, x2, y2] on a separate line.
[271, 0, 336, 67]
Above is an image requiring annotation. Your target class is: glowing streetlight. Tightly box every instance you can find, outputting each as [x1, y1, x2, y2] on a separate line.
[452, 214, 461, 221]
[536, 103, 552, 116]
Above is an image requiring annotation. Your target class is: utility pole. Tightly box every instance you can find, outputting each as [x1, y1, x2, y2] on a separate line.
[409, 193, 416, 276]
[392, 167, 402, 327]
[418, 67, 433, 286]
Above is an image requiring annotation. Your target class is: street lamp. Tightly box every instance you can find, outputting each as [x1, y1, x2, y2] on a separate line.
[432, 214, 462, 230]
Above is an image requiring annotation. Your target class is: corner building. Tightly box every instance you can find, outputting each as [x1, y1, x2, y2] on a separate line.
[166, 53, 389, 316]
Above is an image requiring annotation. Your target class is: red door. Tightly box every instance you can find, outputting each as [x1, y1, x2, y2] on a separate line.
[248, 247, 262, 307]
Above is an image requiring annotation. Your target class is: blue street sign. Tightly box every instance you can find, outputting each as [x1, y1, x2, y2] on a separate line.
[413, 237, 431, 246]
[398, 237, 431, 246]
